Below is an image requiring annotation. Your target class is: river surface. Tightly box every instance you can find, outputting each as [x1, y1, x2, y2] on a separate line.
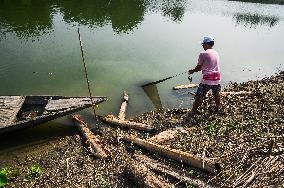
[0, 0, 283, 147]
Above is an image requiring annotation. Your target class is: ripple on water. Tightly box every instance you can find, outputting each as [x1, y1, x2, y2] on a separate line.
[0, 62, 16, 79]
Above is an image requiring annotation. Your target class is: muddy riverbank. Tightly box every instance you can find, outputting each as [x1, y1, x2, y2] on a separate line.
[0, 71, 283, 187]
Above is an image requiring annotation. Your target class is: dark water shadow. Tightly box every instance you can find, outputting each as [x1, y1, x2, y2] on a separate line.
[0, 120, 77, 152]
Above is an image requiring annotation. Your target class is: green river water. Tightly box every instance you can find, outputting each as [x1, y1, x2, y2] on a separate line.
[0, 0, 283, 148]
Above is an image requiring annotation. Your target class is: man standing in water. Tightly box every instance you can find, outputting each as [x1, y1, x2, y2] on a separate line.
[188, 36, 221, 115]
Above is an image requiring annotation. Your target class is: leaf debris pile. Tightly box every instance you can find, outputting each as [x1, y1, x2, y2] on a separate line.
[0, 71, 283, 187]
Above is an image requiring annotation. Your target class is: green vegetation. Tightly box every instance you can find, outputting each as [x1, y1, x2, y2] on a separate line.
[0, 173, 7, 188]
[187, 184, 197, 188]
[226, 122, 241, 131]
[26, 165, 43, 181]
[95, 175, 110, 187]
[187, 168, 196, 177]
[0, 167, 20, 187]
[206, 123, 219, 136]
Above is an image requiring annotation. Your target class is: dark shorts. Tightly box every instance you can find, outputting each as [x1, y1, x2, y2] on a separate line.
[195, 84, 221, 101]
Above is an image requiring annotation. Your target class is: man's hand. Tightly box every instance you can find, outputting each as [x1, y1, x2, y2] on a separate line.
[188, 69, 194, 75]
[188, 65, 201, 75]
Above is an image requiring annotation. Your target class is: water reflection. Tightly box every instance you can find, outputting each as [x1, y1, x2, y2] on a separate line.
[0, 0, 188, 37]
[57, 0, 146, 34]
[233, 13, 279, 28]
[0, 0, 54, 39]
[145, 0, 187, 22]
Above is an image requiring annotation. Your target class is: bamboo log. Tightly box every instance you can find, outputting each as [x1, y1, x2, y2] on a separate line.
[124, 159, 174, 188]
[134, 154, 221, 188]
[72, 115, 110, 159]
[220, 91, 251, 95]
[101, 115, 154, 131]
[173, 84, 198, 90]
[123, 136, 219, 174]
[147, 127, 190, 143]
[188, 91, 251, 97]
[118, 91, 129, 120]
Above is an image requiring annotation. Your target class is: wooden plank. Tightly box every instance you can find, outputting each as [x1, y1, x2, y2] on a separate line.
[45, 98, 92, 111]
[0, 96, 25, 127]
[123, 135, 219, 174]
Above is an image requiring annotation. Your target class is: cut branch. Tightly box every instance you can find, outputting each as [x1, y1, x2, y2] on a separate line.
[101, 115, 154, 131]
[118, 91, 129, 120]
[124, 159, 174, 188]
[72, 115, 110, 159]
[147, 127, 191, 143]
[123, 135, 219, 174]
[134, 154, 221, 188]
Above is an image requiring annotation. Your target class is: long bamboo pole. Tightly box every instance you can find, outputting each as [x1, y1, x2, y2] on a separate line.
[77, 28, 97, 121]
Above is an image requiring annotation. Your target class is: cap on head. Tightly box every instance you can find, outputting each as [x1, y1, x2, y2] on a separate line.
[202, 36, 214, 44]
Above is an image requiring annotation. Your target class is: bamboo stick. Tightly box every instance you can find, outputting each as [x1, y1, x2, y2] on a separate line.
[77, 28, 97, 122]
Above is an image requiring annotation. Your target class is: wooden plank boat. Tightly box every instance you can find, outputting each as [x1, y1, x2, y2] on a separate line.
[0, 95, 107, 134]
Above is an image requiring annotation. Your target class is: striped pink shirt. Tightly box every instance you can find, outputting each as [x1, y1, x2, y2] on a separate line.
[197, 49, 220, 85]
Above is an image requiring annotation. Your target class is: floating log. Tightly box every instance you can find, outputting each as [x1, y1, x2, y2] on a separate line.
[134, 154, 221, 188]
[72, 115, 110, 159]
[123, 136, 219, 174]
[101, 115, 154, 131]
[124, 159, 174, 188]
[147, 127, 189, 143]
[173, 84, 198, 90]
[118, 91, 129, 120]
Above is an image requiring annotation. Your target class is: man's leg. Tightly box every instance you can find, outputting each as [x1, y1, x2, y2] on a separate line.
[191, 84, 209, 113]
[191, 99, 202, 113]
[214, 93, 221, 109]
[212, 84, 222, 110]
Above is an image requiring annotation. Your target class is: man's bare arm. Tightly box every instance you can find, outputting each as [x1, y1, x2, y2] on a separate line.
[188, 65, 201, 75]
